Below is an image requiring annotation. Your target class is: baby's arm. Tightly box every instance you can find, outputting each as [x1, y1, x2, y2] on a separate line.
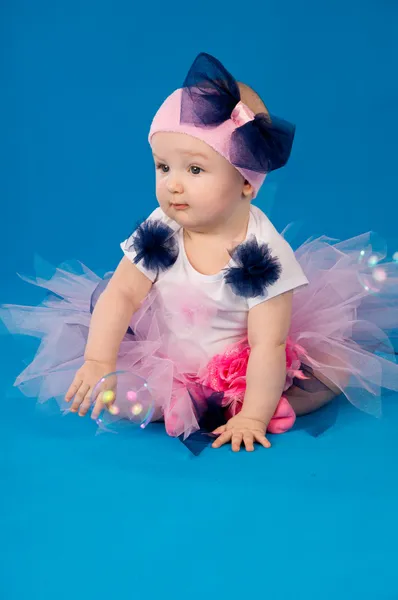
[243, 290, 292, 423]
[84, 257, 151, 363]
[65, 257, 152, 415]
[212, 291, 293, 451]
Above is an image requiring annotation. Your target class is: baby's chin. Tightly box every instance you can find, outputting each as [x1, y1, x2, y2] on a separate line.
[164, 203, 191, 220]
[162, 203, 187, 220]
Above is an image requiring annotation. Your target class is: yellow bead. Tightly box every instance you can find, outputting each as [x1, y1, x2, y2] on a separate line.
[102, 390, 115, 404]
[131, 403, 143, 416]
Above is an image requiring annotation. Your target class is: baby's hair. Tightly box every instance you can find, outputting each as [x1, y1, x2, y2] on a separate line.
[237, 81, 271, 121]
[236, 82, 270, 190]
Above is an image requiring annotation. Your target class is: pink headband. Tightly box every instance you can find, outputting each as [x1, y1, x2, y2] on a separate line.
[148, 53, 295, 199]
[149, 89, 266, 198]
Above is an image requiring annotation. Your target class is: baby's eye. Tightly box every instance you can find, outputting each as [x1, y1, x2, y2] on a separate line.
[156, 163, 169, 173]
[190, 166, 203, 175]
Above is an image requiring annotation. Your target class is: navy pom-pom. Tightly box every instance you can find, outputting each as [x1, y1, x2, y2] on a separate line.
[128, 219, 178, 272]
[224, 236, 282, 298]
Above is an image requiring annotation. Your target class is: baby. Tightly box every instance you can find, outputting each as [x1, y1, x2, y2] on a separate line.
[2, 53, 397, 452]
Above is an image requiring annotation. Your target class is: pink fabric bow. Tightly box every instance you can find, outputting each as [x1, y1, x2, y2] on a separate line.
[230, 101, 255, 127]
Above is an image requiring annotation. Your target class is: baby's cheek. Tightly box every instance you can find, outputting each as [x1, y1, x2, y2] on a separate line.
[156, 191, 169, 211]
[211, 185, 238, 208]
[156, 182, 164, 197]
[198, 188, 228, 212]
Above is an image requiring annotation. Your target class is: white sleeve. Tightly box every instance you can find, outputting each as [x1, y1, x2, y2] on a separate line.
[247, 228, 309, 310]
[120, 207, 179, 282]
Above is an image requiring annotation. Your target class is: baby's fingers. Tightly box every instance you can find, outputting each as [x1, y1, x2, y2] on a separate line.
[243, 433, 255, 452]
[212, 430, 233, 449]
[91, 393, 107, 420]
[78, 389, 94, 416]
[231, 432, 243, 452]
[254, 432, 271, 449]
[65, 377, 83, 402]
[212, 425, 227, 435]
[70, 383, 90, 413]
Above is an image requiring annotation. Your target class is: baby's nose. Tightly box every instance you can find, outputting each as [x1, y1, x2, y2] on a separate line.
[167, 175, 183, 193]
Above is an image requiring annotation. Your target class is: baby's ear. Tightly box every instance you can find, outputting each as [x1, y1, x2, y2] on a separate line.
[242, 179, 254, 199]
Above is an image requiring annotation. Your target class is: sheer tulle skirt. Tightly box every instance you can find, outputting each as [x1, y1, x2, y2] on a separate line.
[1, 232, 397, 438]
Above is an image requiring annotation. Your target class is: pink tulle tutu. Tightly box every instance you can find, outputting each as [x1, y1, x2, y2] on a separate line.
[1, 231, 398, 439]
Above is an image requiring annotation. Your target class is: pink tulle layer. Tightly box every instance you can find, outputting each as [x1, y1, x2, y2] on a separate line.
[1, 231, 398, 439]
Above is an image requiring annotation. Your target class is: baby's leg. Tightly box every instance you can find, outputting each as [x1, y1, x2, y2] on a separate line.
[285, 347, 349, 416]
[285, 368, 339, 416]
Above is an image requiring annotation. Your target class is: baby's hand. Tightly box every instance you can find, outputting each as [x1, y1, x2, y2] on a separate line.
[212, 414, 271, 452]
[65, 360, 116, 417]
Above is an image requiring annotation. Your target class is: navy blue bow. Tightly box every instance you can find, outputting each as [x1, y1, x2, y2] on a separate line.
[128, 219, 179, 273]
[179, 384, 226, 456]
[180, 52, 296, 174]
[224, 237, 282, 298]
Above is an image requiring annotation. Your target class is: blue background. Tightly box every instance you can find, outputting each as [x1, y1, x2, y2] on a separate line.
[1, 1, 397, 599]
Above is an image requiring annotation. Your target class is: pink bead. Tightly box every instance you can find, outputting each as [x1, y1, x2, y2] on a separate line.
[127, 390, 137, 402]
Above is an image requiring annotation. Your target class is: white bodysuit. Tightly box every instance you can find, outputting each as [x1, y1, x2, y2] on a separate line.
[121, 205, 308, 361]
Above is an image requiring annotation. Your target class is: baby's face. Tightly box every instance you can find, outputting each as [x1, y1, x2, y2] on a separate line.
[151, 132, 251, 232]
